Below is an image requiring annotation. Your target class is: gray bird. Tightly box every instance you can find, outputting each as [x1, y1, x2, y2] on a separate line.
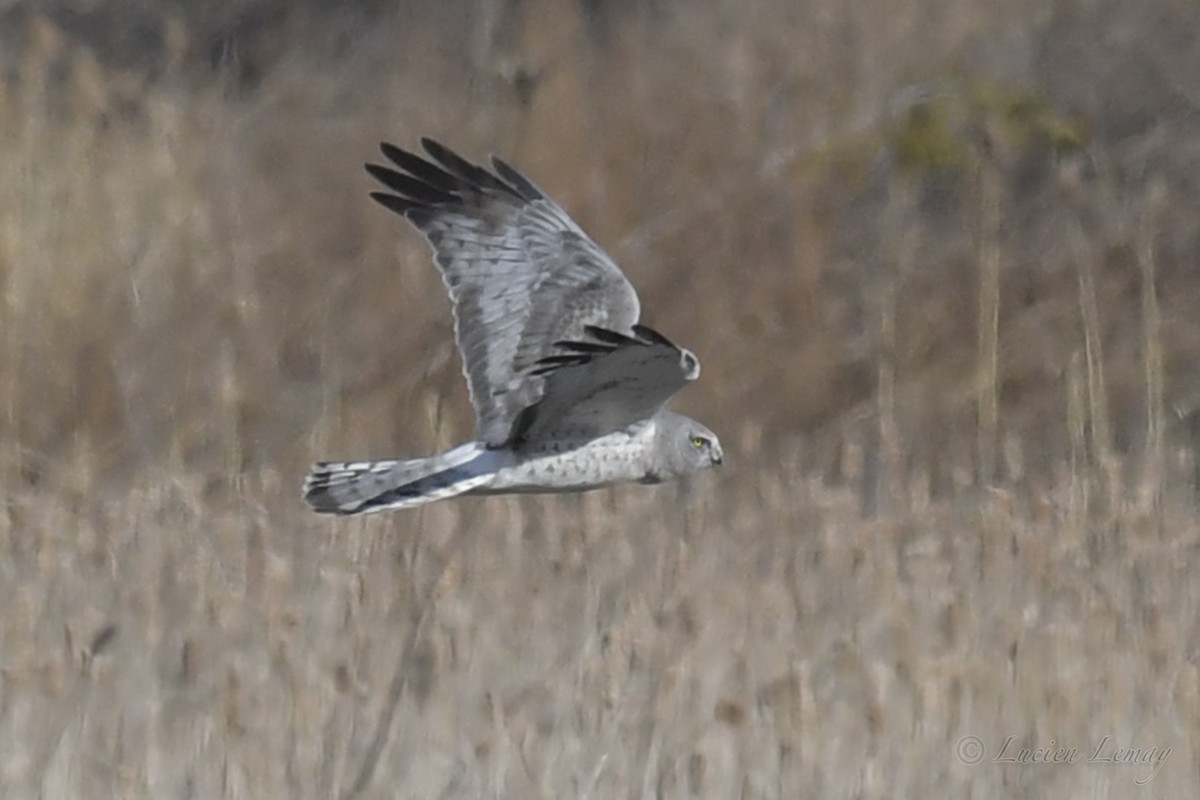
[303, 138, 723, 515]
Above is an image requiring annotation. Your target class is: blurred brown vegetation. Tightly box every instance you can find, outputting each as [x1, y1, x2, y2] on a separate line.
[2, 0, 1200, 797]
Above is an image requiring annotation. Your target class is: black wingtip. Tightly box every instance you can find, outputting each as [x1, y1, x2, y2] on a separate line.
[419, 136, 444, 157]
[529, 326, 652, 378]
[368, 191, 418, 216]
[379, 141, 462, 193]
[582, 325, 635, 345]
[552, 339, 612, 355]
[366, 163, 459, 205]
[420, 137, 471, 176]
[420, 138, 527, 199]
[632, 324, 674, 347]
[491, 156, 544, 201]
[379, 141, 412, 164]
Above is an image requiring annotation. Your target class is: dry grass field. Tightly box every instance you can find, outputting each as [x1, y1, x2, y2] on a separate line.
[2, 0, 1200, 797]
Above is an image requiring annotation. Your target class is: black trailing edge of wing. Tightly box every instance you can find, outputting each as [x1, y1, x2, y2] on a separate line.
[365, 137, 544, 219]
[528, 324, 680, 377]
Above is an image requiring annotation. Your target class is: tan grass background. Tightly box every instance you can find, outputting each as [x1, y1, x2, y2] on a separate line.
[2, 0, 1200, 797]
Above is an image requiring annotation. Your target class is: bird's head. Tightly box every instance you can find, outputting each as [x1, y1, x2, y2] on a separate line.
[684, 423, 723, 471]
[655, 414, 723, 479]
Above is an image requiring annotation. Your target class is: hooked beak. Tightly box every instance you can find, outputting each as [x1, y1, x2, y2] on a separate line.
[711, 446, 724, 467]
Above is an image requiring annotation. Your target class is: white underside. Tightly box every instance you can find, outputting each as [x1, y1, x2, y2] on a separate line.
[479, 425, 653, 494]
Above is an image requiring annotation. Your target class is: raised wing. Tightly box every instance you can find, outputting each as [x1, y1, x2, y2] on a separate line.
[509, 324, 701, 444]
[366, 138, 641, 446]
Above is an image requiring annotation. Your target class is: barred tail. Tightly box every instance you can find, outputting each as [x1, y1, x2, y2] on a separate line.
[303, 442, 495, 515]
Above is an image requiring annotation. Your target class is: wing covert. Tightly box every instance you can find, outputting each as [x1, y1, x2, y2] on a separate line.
[511, 325, 700, 444]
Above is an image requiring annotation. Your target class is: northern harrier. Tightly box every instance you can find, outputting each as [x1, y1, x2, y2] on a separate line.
[303, 138, 722, 515]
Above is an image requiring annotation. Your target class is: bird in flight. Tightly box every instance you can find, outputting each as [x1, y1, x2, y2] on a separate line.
[303, 138, 722, 515]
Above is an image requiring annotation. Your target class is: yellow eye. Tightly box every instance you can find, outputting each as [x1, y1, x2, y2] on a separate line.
[691, 436, 707, 448]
